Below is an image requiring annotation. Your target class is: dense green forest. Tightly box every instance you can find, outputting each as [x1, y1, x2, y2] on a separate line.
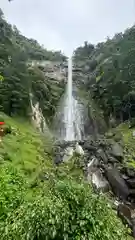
[0, 8, 66, 121]
[74, 27, 135, 124]
[0, 6, 135, 240]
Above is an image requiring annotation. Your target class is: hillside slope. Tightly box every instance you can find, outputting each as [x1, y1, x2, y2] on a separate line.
[73, 26, 135, 124]
[0, 112, 132, 240]
[0, 8, 66, 122]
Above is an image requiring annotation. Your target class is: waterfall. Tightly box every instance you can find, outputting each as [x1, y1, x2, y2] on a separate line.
[64, 57, 74, 141]
[52, 56, 86, 141]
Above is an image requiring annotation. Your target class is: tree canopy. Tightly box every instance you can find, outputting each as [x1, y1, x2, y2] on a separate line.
[74, 26, 135, 123]
[0, 8, 66, 120]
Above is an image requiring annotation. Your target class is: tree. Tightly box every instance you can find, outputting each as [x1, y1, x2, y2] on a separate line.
[74, 24, 135, 122]
[0, 8, 66, 120]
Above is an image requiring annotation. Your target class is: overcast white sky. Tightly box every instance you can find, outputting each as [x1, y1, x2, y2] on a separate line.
[1, 0, 135, 56]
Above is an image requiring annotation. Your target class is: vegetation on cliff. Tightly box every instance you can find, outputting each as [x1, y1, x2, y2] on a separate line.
[0, 6, 134, 240]
[0, 8, 65, 121]
[74, 27, 135, 124]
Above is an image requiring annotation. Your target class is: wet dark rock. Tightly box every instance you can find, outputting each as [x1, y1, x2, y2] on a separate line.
[87, 157, 99, 171]
[122, 174, 129, 181]
[78, 140, 85, 146]
[117, 203, 135, 237]
[54, 155, 63, 165]
[53, 145, 65, 164]
[107, 155, 119, 163]
[55, 140, 74, 149]
[91, 169, 109, 192]
[104, 167, 130, 200]
[98, 139, 108, 147]
[96, 148, 108, 163]
[86, 157, 98, 179]
[117, 203, 133, 226]
[109, 142, 124, 161]
[129, 189, 135, 200]
[83, 142, 97, 152]
[126, 168, 135, 178]
[63, 147, 74, 162]
[127, 179, 135, 189]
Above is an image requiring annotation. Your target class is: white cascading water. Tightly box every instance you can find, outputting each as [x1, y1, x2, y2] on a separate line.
[52, 56, 85, 141]
[64, 57, 75, 141]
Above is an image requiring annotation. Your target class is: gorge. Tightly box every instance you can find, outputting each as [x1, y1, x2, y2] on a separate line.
[1, 6, 135, 240]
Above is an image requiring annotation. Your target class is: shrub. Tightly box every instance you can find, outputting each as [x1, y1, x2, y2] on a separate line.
[0, 165, 26, 221]
[0, 178, 129, 240]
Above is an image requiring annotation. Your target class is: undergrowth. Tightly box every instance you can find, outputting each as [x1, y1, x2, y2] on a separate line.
[116, 122, 135, 169]
[0, 113, 132, 239]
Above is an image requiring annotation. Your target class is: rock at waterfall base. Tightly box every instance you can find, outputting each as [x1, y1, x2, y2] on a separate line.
[87, 157, 99, 173]
[91, 170, 109, 192]
[110, 142, 124, 161]
[127, 179, 135, 189]
[83, 142, 97, 152]
[63, 147, 74, 162]
[97, 148, 108, 163]
[74, 143, 84, 155]
[104, 167, 129, 200]
[117, 203, 135, 237]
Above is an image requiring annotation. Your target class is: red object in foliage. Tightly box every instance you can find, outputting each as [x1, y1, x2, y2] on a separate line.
[0, 122, 5, 125]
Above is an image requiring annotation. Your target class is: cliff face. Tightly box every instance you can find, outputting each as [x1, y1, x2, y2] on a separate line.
[0, 8, 67, 123]
[73, 27, 135, 125]
[29, 60, 67, 82]
[72, 61, 107, 136]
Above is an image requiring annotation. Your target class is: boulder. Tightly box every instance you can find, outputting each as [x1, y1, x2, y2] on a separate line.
[91, 169, 109, 192]
[110, 142, 124, 161]
[74, 143, 84, 156]
[83, 142, 97, 152]
[63, 147, 74, 162]
[54, 155, 63, 164]
[117, 203, 135, 237]
[87, 157, 98, 181]
[97, 148, 108, 163]
[127, 179, 135, 189]
[107, 155, 119, 163]
[104, 167, 130, 200]
[98, 139, 108, 147]
[78, 140, 85, 146]
[129, 189, 135, 201]
[122, 174, 129, 181]
[126, 168, 135, 178]
[87, 157, 99, 173]
[54, 146, 64, 164]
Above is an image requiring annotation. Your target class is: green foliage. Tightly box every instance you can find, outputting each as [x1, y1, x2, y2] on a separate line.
[74, 41, 95, 60]
[74, 26, 135, 123]
[0, 178, 129, 240]
[0, 112, 50, 180]
[115, 123, 135, 170]
[0, 165, 26, 221]
[0, 113, 130, 240]
[0, 8, 132, 240]
[29, 67, 64, 122]
[0, 9, 66, 119]
[0, 74, 4, 82]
